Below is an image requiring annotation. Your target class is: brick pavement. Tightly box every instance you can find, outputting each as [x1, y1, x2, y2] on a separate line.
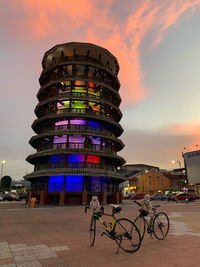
[0, 201, 199, 267]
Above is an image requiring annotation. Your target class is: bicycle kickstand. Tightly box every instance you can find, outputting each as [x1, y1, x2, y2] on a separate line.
[116, 238, 122, 254]
[149, 233, 154, 239]
[101, 232, 109, 238]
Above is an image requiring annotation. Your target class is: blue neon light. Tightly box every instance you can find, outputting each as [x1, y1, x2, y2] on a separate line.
[51, 155, 65, 162]
[48, 175, 64, 191]
[88, 121, 101, 127]
[65, 175, 83, 191]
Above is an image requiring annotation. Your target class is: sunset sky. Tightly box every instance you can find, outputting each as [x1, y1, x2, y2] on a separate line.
[1, 0, 200, 180]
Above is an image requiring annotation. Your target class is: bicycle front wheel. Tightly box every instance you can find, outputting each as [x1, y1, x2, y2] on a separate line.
[114, 218, 141, 253]
[90, 216, 96, 246]
[134, 216, 146, 241]
[153, 212, 169, 240]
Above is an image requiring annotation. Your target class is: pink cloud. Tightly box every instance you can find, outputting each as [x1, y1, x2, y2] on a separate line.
[164, 119, 200, 150]
[4, 0, 200, 105]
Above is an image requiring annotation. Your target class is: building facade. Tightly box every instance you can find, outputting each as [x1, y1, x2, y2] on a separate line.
[129, 169, 172, 195]
[24, 42, 125, 205]
[183, 149, 200, 195]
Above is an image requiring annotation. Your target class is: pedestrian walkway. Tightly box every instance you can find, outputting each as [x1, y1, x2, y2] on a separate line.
[0, 202, 199, 266]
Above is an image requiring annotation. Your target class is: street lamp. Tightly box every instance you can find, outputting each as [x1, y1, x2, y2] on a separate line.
[1, 160, 6, 179]
[171, 160, 181, 169]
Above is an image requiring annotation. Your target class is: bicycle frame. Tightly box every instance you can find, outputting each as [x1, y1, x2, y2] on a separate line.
[86, 205, 142, 254]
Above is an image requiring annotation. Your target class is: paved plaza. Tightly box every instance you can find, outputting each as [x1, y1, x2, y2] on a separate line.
[0, 201, 199, 267]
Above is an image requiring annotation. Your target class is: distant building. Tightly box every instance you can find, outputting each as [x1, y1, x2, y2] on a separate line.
[128, 169, 171, 195]
[183, 149, 200, 195]
[118, 164, 160, 195]
[11, 180, 31, 192]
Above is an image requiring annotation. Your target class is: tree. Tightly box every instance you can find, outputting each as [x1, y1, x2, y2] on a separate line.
[1, 176, 12, 189]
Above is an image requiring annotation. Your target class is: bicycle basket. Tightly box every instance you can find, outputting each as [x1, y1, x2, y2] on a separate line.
[140, 209, 149, 216]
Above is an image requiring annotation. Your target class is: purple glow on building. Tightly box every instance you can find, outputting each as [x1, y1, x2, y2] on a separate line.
[55, 120, 68, 126]
[69, 135, 85, 143]
[71, 119, 86, 125]
[53, 135, 67, 143]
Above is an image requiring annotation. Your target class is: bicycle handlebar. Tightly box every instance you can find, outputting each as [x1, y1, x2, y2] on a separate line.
[134, 200, 141, 206]
[84, 205, 104, 214]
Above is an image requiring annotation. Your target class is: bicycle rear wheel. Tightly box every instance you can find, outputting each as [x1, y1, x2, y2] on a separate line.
[90, 216, 96, 246]
[134, 216, 146, 241]
[153, 212, 169, 240]
[114, 218, 141, 253]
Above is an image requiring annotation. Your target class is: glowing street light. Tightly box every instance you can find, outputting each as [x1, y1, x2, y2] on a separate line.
[171, 160, 181, 169]
[1, 160, 6, 179]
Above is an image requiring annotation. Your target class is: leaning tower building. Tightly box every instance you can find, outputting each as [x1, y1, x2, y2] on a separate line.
[25, 42, 125, 205]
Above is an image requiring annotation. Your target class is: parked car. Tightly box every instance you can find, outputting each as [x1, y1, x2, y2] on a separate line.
[10, 194, 20, 201]
[123, 193, 136, 200]
[2, 194, 12, 201]
[150, 194, 167, 201]
[131, 193, 146, 200]
[19, 192, 27, 200]
[0, 195, 3, 201]
[172, 193, 196, 202]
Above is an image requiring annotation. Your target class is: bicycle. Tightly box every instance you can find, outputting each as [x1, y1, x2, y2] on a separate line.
[133, 200, 169, 241]
[85, 204, 141, 254]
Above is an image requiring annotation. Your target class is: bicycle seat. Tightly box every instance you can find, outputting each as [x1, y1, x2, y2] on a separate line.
[109, 204, 121, 208]
[110, 204, 122, 214]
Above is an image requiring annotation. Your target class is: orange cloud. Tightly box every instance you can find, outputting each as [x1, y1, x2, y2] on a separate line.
[8, 0, 200, 105]
[164, 119, 200, 150]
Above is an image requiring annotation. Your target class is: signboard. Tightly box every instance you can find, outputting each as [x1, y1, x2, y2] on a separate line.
[184, 150, 200, 184]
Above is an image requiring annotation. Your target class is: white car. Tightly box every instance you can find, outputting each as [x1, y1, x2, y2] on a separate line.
[0, 195, 3, 201]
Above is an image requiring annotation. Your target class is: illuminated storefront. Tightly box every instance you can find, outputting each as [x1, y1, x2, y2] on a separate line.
[25, 42, 125, 205]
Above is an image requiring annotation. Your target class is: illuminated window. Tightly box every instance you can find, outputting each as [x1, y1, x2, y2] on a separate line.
[55, 120, 68, 126]
[91, 176, 101, 192]
[69, 135, 85, 143]
[48, 175, 64, 191]
[60, 80, 71, 86]
[57, 100, 70, 109]
[71, 101, 85, 109]
[65, 175, 83, 191]
[53, 135, 67, 144]
[88, 121, 101, 127]
[87, 155, 100, 163]
[71, 119, 86, 125]
[51, 155, 65, 162]
[68, 154, 84, 162]
[88, 82, 95, 88]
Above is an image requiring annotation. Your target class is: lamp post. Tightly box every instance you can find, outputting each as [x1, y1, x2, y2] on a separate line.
[1, 160, 6, 179]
